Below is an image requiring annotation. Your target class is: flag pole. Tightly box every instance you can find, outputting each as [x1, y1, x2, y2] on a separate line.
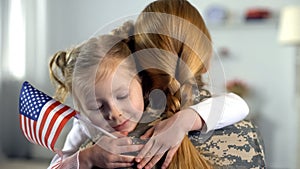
[75, 114, 117, 139]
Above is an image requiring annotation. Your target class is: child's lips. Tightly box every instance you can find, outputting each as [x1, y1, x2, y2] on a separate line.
[113, 119, 129, 131]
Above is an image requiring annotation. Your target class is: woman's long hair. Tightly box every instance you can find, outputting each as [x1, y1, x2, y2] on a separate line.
[134, 0, 213, 168]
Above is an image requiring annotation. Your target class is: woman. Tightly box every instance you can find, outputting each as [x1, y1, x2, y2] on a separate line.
[133, 0, 265, 168]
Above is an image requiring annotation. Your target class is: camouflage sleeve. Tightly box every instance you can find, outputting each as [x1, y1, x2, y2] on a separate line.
[189, 120, 266, 168]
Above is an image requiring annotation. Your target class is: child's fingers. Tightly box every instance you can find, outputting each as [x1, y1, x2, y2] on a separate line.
[161, 145, 180, 169]
[135, 139, 153, 162]
[107, 162, 135, 168]
[143, 153, 164, 169]
[117, 154, 136, 163]
[114, 137, 134, 146]
[140, 127, 154, 139]
[136, 144, 160, 169]
[118, 144, 144, 154]
[111, 131, 127, 137]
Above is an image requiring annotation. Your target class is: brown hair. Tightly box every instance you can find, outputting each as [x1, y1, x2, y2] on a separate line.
[134, 0, 213, 168]
[49, 47, 80, 102]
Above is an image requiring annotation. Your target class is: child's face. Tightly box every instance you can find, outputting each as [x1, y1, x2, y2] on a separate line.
[92, 66, 144, 134]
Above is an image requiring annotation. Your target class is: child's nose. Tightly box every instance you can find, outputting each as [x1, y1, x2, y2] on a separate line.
[108, 104, 122, 120]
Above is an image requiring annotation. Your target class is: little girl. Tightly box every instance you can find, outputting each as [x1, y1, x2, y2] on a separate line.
[47, 32, 248, 168]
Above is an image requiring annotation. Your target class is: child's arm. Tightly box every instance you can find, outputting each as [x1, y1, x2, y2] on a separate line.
[136, 92, 249, 169]
[48, 119, 143, 169]
[48, 119, 88, 169]
[189, 92, 249, 132]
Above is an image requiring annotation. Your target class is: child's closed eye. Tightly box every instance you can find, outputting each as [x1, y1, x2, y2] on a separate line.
[86, 103, 103, 111]
[116, 94, 128, 100]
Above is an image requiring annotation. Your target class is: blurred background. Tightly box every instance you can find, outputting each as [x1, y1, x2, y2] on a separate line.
[1, 0, 300, 168]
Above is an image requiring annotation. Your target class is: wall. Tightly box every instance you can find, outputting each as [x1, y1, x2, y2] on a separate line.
[211, 26, 297, 168]
[193, 1, 299, 168]
[0, 0, 3, 161]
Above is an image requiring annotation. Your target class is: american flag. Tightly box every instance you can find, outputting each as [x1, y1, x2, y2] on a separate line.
[19, 81, 77, 152]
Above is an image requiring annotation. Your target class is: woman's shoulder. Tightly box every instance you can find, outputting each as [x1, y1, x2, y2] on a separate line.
[189, 120, 266, 168]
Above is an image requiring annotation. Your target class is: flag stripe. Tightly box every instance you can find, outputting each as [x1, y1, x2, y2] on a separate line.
[30, 119, 37, 144]
[32, 121, 38, 147]
[19, 115, 27, 140]
[35, 99, 57, 146]
[39, 100, 61, 148]
[50, 110, 77, 150]
[44, 105, 68, 149]
[26, 117, 33, 143]
[24, 116, 33, 143]
[20, 114, 31, 143]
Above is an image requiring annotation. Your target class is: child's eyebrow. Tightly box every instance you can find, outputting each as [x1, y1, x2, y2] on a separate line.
[86, 100, 100, 108]
[113, 86, 128, 93]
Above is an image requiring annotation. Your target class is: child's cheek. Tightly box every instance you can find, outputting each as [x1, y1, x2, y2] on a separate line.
[129, 81, 144, 113]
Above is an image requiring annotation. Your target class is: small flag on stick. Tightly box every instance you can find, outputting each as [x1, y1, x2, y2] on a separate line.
[19, 81, 76, 152]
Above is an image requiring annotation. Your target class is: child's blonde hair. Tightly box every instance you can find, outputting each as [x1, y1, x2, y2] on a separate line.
[49, 33, 137, 114]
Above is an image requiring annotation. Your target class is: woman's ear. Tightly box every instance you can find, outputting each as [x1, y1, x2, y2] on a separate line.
[201, 59, 211, 73]
[201, 67, 207, 73]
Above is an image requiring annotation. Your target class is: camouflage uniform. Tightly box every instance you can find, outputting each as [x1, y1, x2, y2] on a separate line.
[81, 89, 266, 168]
[190, 120, 266, 168]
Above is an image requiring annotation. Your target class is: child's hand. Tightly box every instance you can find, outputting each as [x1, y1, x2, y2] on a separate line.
[135, 109, 203, 169]
[80, 132, 144, 168]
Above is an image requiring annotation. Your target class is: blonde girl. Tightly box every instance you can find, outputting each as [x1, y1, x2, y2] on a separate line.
[49, 34, 146, 168]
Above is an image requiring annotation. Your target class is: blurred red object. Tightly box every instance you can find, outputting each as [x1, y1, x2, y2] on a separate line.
[226, 79, 249, 98]
[245, 8, 271, 20]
